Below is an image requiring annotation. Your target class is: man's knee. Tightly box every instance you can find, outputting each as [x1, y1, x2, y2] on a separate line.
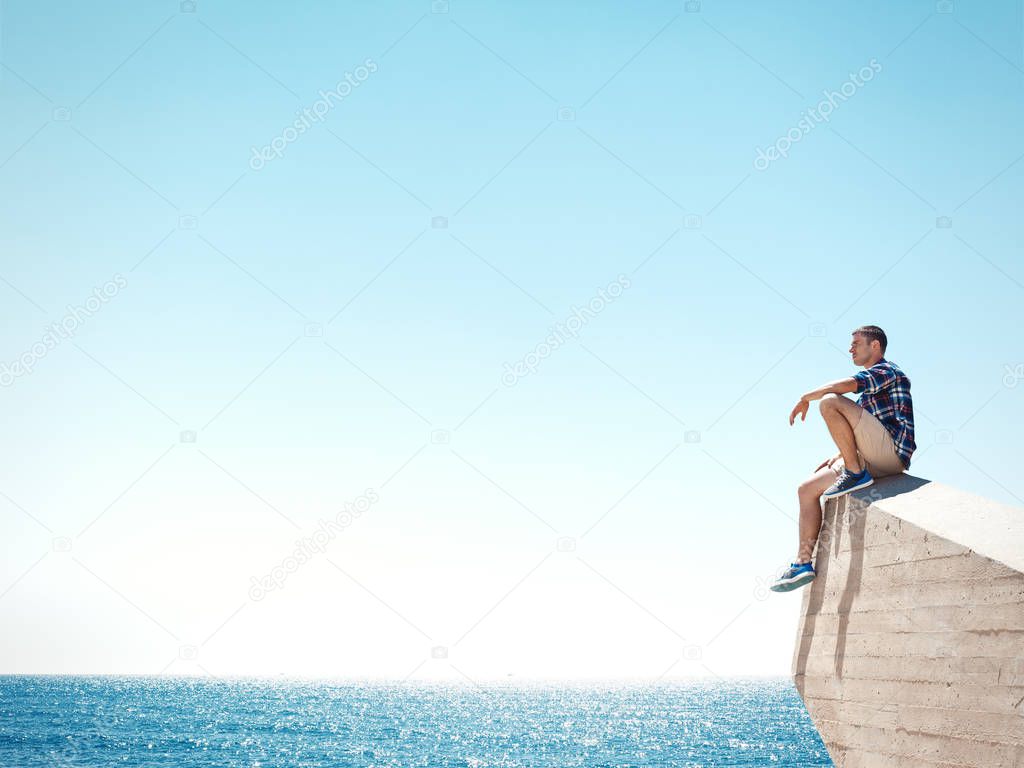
[819, 393, 842, 413]
[799, 467, 836, 499]
[798, 475, 824, 498]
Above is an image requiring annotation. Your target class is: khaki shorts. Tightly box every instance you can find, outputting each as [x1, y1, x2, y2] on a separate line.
[832, 408, 906, 479]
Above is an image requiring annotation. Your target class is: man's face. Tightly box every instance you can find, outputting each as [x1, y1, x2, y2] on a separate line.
[849, 333, 877, 366]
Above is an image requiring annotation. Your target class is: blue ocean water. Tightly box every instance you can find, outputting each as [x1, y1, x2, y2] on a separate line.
[0, 676, 832, 767]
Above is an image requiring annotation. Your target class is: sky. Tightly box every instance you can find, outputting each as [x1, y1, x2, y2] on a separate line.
[0, 0, 1022, 681]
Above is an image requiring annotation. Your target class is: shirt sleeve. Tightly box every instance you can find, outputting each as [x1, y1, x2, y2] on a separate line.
[854, 364, 896, 395]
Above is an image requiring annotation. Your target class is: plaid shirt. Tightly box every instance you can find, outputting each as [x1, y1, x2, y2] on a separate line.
[853, 358, 916, 469]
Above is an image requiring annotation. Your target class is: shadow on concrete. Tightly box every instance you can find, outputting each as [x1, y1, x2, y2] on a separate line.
[834, 496, 866, 680]
[793, 497, 836, 696]
[793, 474, 932, 689]
[861, 473, 931, 502]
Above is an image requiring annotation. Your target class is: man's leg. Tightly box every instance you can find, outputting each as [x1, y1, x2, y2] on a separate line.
[796, 465, 840, 563]
[819, 393, 866, 474]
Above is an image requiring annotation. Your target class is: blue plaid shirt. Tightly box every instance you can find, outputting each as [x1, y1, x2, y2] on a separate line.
[853, 358, 916, 469]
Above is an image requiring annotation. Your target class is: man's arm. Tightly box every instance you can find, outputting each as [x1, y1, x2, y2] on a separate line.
[800, 377, 859, 403]
[789, 377, 859, 425]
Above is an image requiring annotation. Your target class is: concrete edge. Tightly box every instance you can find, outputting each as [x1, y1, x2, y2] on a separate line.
[846, 473, 1024, 573]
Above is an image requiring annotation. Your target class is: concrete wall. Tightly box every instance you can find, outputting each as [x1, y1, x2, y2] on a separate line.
[793, 474, 1024, 768]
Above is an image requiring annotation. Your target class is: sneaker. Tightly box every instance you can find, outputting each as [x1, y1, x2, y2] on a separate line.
[769, 561, 816, 592]
[821, 468, 873, 500]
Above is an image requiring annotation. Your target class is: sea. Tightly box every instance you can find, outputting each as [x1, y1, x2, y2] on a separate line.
[0, 676, 833, 767]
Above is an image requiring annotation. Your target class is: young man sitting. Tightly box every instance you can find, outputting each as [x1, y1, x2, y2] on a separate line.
[770, 325, 916, 592]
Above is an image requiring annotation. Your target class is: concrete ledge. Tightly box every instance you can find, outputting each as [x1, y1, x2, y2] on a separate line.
[792, 474, 1024, 767]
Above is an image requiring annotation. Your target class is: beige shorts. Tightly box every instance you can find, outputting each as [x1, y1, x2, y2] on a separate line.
[832, 408, 906, 479]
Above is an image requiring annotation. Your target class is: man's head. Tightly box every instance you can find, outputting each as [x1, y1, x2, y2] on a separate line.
[850, 325, 887, 367]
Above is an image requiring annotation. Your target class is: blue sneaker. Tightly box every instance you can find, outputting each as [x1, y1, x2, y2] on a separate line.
[769, 561, 816, 592]
[821, 467, 873, 500]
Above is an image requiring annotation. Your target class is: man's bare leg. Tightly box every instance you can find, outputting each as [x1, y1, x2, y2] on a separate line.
[796, 466, 840, 563]
[819, 394, 865, 474]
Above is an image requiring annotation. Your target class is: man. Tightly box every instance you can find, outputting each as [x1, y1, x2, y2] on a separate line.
[770, 325, 916, 592]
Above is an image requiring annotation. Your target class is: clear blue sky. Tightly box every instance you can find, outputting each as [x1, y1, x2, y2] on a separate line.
[1, 0, 1021, 679]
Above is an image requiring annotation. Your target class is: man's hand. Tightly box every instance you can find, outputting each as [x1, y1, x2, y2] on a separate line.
[791, 377, 860, 426]
[789, 398, 809, 425]
[815, 454, 840, 471]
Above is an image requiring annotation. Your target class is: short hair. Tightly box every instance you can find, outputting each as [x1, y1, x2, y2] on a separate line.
[853, 325, 887, 355]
